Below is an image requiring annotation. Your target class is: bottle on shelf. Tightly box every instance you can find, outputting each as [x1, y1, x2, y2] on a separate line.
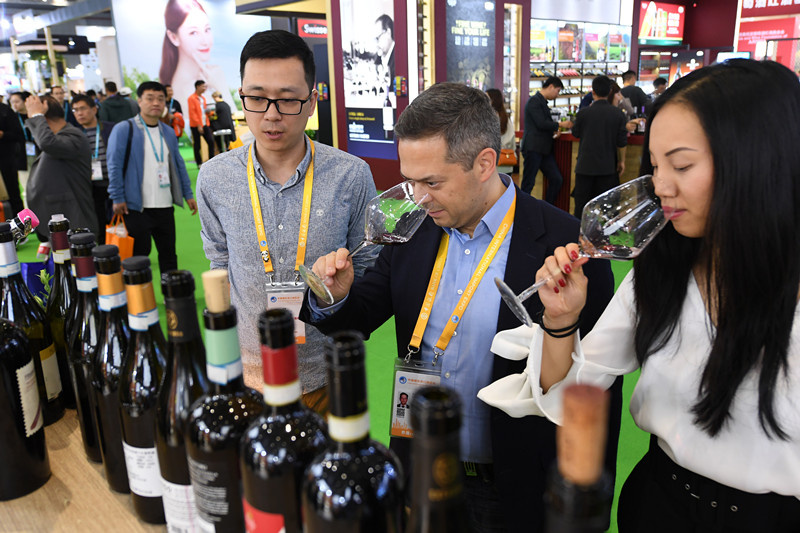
[302, 331, 404, 532]
[155, 270, 210, 533]
[67, 232, 103, 462]
[0, 318, 51, 500]
[185, 269, 265, 532]
[119, 256, 167, 524]
[405, 386, 470, 533]
[45, 214, 77, 409]
[0, 221, 65, 425]
[92, 244, 131, 493]
[241, 308, 328, 533]
[544, 384, 612, 533]
[383, 87, 394, 140]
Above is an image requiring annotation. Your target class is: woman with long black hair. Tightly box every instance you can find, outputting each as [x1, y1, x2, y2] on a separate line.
[480, 59, 800, 532]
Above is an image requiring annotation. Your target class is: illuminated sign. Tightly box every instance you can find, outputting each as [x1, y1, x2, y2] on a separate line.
[638, 1, 685, 46]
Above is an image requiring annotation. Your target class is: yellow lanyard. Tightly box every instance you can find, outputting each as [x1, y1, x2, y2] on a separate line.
[247, 141, 315, 281]
[407, 190, 516, 365]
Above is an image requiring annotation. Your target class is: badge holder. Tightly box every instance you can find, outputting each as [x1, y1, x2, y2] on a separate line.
[265, 272, 308, 344]
[91, 160, 103, 181]
[390, 349, 441, 439]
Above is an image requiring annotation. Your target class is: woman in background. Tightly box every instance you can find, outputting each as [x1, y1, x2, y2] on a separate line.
[486, 88, 517, 179]
[159, 0, 235, 117]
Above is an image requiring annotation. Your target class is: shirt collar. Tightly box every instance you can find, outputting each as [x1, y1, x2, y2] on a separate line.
[445, 173, 515, 240]
[249, 135, 312, 187]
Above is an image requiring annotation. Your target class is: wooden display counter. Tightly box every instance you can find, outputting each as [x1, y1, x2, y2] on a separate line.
[0, 410, 164, 533]
[536, 132, 645, 213]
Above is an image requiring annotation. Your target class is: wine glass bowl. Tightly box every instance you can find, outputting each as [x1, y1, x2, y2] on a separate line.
[496, 175, 667, 327]
[300, 182, 429, 305]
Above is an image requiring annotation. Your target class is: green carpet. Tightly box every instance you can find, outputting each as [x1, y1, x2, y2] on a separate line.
[16, 146, 645, 532]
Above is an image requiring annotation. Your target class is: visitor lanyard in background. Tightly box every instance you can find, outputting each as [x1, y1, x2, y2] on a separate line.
[17, 114, 29, 141]
[407, 191, 516, 366]
[93, 124, 100, 160]
[64, 102, 68, 120]
[139, 116, 164, 163]
[169, 98, 174, 113]
[247, 142, 315, 282]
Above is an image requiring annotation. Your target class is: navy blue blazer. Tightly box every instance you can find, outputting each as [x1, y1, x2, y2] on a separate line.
[522, 92, 559, 155]
[301, 187, 621, 533]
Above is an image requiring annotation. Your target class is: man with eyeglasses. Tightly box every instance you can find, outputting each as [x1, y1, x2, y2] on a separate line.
[50, 85, 80, 128]
[72, 94, 115, 243]
[375, 14, 395, 85]
[107, 81, 197, 272]
[196, 30, 378, 414]
[188, 80, 216, 167]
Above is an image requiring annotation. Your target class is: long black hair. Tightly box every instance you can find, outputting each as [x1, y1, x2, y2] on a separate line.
[634, 59, 800, 439]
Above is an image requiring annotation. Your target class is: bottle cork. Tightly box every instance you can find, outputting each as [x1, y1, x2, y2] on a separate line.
[557, 384, 609, 486]
[202, 270, 231, 313]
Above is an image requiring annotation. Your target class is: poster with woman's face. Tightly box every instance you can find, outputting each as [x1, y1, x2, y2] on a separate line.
[111, 0, 269, 116]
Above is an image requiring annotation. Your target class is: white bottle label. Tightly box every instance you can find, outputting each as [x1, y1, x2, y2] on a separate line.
[76, 277, 98, 292]
[53, 249, 70, 264]
[17, 359, 43, 437]
[122, 442, 163, 497]
[40, 343, 63, 399]
[162, 478, 201, 533]
[99, 290, 127, 311]
[128, 309, 159, 332]
[0, 261, 21, 277]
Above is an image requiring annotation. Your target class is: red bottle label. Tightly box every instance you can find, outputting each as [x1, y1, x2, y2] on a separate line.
[261, 345, 298, 386]
[243, 498, 285, 532]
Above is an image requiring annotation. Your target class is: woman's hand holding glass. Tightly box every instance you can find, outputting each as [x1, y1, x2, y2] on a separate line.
[536, 243, 589, 330]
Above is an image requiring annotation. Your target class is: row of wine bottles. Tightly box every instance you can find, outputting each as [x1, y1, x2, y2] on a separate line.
[0, 214, 475, 533]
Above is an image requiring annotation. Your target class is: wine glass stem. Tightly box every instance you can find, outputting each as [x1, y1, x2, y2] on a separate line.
[518, 277, 551, 302]
[347, 240, 369, 258]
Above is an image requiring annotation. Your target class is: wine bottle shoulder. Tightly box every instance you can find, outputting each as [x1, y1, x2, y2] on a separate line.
[186, 390, 265, 450]
[241, 409, 328, 473]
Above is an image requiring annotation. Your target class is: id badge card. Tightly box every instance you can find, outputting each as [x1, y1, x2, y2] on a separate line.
[157, 163, 170, 188]
[390, 358, 441, 439]
[265, 282, 307, 344]
[25, 142, 36, 157]
[91, 160, 103, 181]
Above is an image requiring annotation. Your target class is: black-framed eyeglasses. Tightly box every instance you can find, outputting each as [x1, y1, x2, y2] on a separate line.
[239, 93, 312, 115]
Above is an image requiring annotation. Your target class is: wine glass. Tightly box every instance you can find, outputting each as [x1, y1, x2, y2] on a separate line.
[496, 174, 667, 327]
[299, 181, 429, 305]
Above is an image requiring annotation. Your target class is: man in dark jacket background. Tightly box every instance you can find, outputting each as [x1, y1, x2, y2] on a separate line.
[521, 76, 572, 204]
[0, 101, 26, 217]
[99, 81, 136, 124]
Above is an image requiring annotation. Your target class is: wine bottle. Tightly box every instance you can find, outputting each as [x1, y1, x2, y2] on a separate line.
[155, 270, 210, 533]
[67, 232, 103, 462]
[0, 221, 65, 425]
[383, 88, 394, 140]
[544, 384, 612, 533]
[241, 309, 328, 533]
[302, 332, 404, 533]
[0, 318, 50, 500]
[405, 386, 470, 533]
[185, 269, 265, 533]
[92, 244, 131, 493]
[120, 256, 167, 524]
[45, 214, 77, 409]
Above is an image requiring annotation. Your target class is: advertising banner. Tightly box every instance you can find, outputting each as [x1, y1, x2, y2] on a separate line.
[737, 17, 798, 70]
[638, 1, 685, 46]
[340, 0, 397, 160]
[530, 19, 558, 62]
[668, 51, 703, 86]
[741, 0, 800, 19]
[445, 0, 495, 89]
[111, 0, 269, 117]
[584, 23, 609, 61]
[608, 25, 631, 61]
[557, 22, 584, 62]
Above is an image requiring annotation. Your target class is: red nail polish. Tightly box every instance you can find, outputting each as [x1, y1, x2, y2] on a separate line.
[558, 279, 566, 287]
[564, 264, 572, 274]
[553, 286, 560, 294]
[570, 250, 579, 260]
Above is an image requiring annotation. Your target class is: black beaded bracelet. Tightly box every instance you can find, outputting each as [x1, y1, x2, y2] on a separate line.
[535, 309, 580, 338]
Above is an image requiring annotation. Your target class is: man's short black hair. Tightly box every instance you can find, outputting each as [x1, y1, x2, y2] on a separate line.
[72, 94, 96, 108]
[653, 77, 667, 88]
[105, 81, 118, 93]
[376, 14, 393, 39]
[137, 81, 167, 98]
[42, 95, 63, 120]
[592, 75, 612, 98]
[194, 80, 206, 89]
[86, 89, 97, 98]
[622, 70, 638, 83]
[542, 76, 564, 89]
[240, 30, 316, 91]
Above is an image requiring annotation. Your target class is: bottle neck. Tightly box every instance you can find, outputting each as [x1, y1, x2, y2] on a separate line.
[204, 323, 243, 388]
[97, 271, 127, 311]
[165, 295, 201, 344]
[261, 344, 302, 406]
[72, 255, 97, 293]
[125, 281, 159, 332]
[0, 240, 21, 278]
[51, 231, 70, 264]
[409, 430, 465, 508]
[327, 364, 370, 443]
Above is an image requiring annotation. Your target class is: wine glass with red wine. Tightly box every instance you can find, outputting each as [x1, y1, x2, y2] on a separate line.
[299, 181, 429, 305]
[495, 174, 667, 327]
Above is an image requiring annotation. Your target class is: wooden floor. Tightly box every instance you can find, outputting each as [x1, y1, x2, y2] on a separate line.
[0, 410, 164, 533]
